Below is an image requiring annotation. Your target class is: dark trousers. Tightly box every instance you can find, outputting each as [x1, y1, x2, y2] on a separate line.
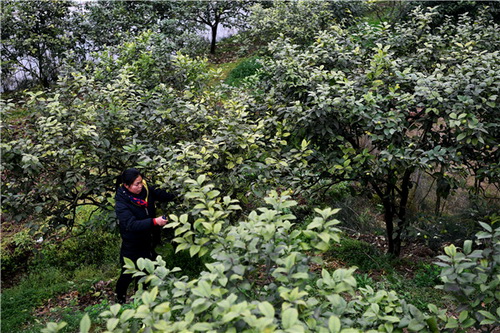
[115, 254, 149, 303]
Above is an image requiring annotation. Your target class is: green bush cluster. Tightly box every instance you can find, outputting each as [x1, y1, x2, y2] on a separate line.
[42, 177, 500, 333]
[435, 220, 500, 330]
[33, 231, 120, 272]
[1, 228, 36, 279]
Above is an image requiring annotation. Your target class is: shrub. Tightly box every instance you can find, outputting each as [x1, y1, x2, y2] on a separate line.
[34, 231, 120, 272]
[43, 178, 450, 332]
[1, 227, 36, 280]
[433, 219, 500, 331]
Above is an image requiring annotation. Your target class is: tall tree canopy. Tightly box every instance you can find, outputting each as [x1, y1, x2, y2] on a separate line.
[172, 0, 253, 54]
[250, 6, 500, 256]
[1, 0, 75, 89]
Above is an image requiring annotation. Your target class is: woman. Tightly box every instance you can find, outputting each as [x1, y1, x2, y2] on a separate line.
[114, 168, 176, 303]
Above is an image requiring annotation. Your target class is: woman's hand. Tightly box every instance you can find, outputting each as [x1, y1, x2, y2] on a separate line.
[153, 216, 168, 227]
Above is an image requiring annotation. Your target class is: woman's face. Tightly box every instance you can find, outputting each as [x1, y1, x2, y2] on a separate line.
[125, 176, 143, 195]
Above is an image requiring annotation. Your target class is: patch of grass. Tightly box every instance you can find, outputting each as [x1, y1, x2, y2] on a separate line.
[327, 236, 393, 273]
[1, 267, 72, 332]
[355, 273, 376, 289]
[224, 56, 262, 87]
[380, 272, 449, 312]
[412, 262, 442, 288]
[1, 214, 121, 333]
[209, 60, 240, 86]
[2, 263, 118, 333]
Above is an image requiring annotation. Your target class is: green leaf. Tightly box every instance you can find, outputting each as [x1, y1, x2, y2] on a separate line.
[137, 258, 145, 271]
[106, 318, 119, 331]
[190, 245, 201, 257]
[123, 257, 135, 270]
[478, 310, 497, 320]
[445, 317, 458, 329]
[444, 244, 457, 257]
[206, 190, 220, 199]
[196, 280, 212, 298]
[328, 316, 341, 333]
[120, 309, 135, 322]
[110, 304, 121, 316]
[463, 240, 472, 255]
[314, 241, 329, 252]
[458, 311, 468, 323]
[80, 314, 91, 333]
[196, 174, 206, 185]
[478, 222, 493, 232]
[258, 302, 275, 318]
[307, 217, 323, 230]
[222, 311, 240, 323]
[282, 307, 298, 329]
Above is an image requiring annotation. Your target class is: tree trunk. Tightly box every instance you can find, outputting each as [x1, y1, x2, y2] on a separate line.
[371, 170, 413, 258]
[371, 180, 397, 256]
[383, 199, 395, 255]
[210, 22, 218, 54]
[393, 169, 413, 257]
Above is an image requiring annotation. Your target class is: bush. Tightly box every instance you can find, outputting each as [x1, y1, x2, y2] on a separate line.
[44, 178, 454, 332]
[34, 231, 120, 272]
[434, 220, 500, 331]
[1, 227, 36, 280]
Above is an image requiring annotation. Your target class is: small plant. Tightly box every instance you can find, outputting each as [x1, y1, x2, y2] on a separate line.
[355, 273, 375, 288]
[434, 219, 500, 331]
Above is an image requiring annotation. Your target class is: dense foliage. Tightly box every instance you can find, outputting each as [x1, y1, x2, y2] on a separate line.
[0, 0, 77, 88]
[42, 181, 500, 333]
[241, 1, 366, 50]
[250, 6, 499, 256]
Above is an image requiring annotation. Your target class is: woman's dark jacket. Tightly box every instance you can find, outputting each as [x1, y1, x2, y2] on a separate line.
[115, 182, 176, 261]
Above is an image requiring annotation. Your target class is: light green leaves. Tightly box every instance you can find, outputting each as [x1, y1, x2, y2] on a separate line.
[436, 222, 500, 330]
[79, 314, 91, 333]
[281, 307, 299, 330]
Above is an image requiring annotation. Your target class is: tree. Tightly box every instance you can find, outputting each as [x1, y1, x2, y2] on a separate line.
[81, 1, 207, 59]
[82, 0, 169, 50]
[242, 0, 365, 50]
[250, 7, 500, 256]
[1, 29, 307, 238]
[172, 1, 252, 54]
[0, 0, 75, 89]
[0, 30, 219, 234]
